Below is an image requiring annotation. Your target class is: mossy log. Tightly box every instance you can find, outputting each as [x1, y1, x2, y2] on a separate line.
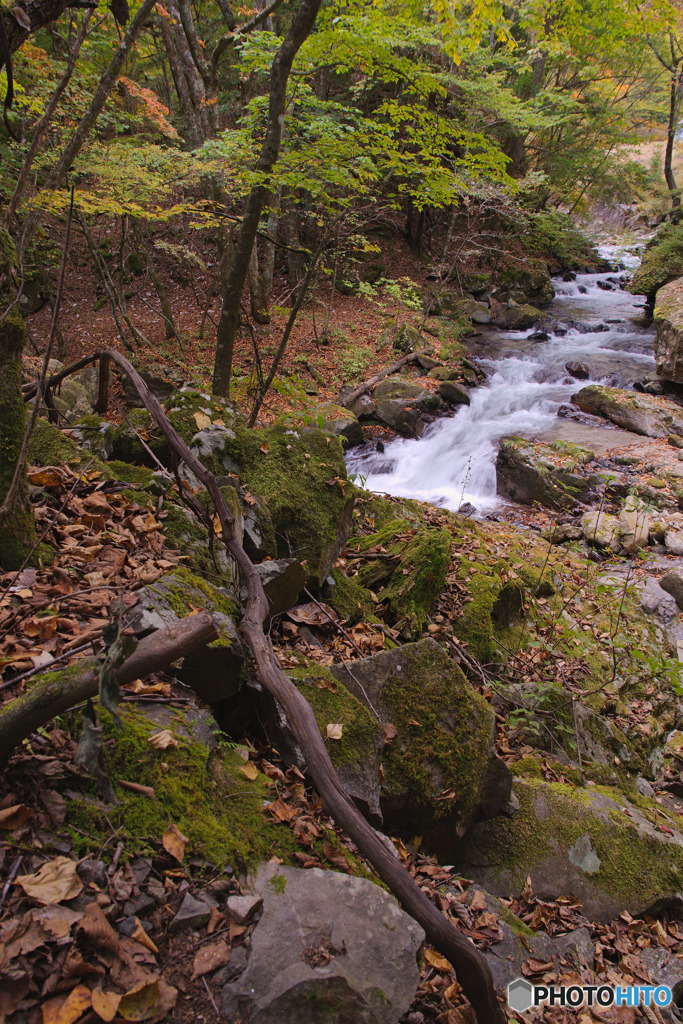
[0, 310, 38, 569]
[0, 611, 217, 765]
[96, 348, 505, 1024]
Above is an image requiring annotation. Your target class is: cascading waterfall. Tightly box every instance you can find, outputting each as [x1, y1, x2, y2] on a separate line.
[346, 250, 655, 513]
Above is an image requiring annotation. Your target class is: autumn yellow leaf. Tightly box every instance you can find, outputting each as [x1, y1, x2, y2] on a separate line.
[118, 979, 159, 1022]
[162, 823, 188, 862]
[41, 985, 91, 1024]
[91, 990, 121, 1023]
[239, 762, 258, 781]
[424, 949, 452, 971]
[193, 411, 211, 430]
[326, 722, 343, 740]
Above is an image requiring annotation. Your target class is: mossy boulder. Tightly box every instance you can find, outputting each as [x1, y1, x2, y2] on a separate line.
[494, 303, 545, 331]
[354, 518, 452, 638]
[454, 778, 683, 921]
[293, 640, 511, 848]
[278, 403, 363, 449]
[654, 277, 683, 383]
[628, 223, 683, 302]
[109, 387, 355, 586]
[27, 417, 79, 466]
[128, 566, 246, 704]
[324, 566, 377, 626]
[496, 260, 555, 305]
[496, 436, 595, 508]
[371, 377, 442, 437]
[65, 704, 294, 870]
[573, 385, 683, 438]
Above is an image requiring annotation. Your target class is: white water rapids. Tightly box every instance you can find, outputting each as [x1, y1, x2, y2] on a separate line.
[345, 248, 655, 513]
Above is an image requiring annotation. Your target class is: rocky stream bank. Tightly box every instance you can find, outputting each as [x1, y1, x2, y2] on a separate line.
[5, 224, 683, 1024]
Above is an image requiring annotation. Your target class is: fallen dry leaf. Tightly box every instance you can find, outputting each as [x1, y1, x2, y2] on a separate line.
[91, 989, 121, 1023]
[193, 411, 211, 430]
[0, 803, 32, 830]
[16, 856, 83, 905]
[424, 948, 452, 971]
[41, 985, 91, 1024]
[191, 940, 231, 980]
[326, 722, 343, 740]
[162, 823, 188, 863]
[147, 730, 178, 750]
[239, 762, 258, 781]
[132, 919, 158, 954]
[118, 979, 159, 1022]
[78, 901, 121, 956]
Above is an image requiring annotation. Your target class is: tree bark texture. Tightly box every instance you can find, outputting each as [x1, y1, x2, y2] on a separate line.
[212, 0, 323, 397]
[0, 612, 218, 764]
[94, 348, 506, 1024]
[0, 311, 37, 570]
[3, 0, 95, 57]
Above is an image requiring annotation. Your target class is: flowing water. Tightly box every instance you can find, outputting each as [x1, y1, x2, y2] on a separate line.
[345, 247, 655, 513]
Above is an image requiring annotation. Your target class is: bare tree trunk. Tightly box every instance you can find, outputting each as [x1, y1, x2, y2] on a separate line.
[0, 311, 37, 569]
[166, 0, 211, 141]
[248, 242, 271, 324]
[212, 0, 323, 397]
[283, 200, 305, 300]
[5, 9, 91, 223]
[665, 57, 683, 221]
[156, 8, 201, 144]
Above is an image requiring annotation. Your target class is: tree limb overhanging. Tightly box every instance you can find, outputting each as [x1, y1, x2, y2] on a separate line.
[79, 348, 506, 1024]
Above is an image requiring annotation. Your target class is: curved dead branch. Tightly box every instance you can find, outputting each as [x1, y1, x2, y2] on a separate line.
[82, 348, 506, 1024]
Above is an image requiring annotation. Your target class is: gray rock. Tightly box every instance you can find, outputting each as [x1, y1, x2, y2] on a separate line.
[69, 416, 114, 460]
[371, 377, 441, 437]
[497, 436, 593, 509]
[640, 577, 678, 622]
[466, 299, 492, 324]
[328, 639, 512, 848]
[226, 893, 263, 924]
[665, 530, 683, 556]
[437, 381, 470, 405]
[636, 776, 655, 797]
[170, 892, 211, 932]
[619, 496, 651, 553]
[135, 702, 220, 754]
[129, 568, 246, 704]
[573, 385, 683, 438]
[581, 511, 621, 552]
[123, 363, 184, 407]
[345, 393, 376, 420]
[256, 558, 307, 618]
[659, 568, 683, 610]
[637, 946, 683, 993]
[494, 303, 544, 331]
[416, 354, 441, 370]
[453, 779, 683, 922]
[221, 864, 424, 1024]
[565, 362, 590, 380]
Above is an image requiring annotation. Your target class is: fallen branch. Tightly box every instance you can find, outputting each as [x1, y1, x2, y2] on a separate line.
[0, 611, 218, 764]
[95, 348, 505, 1024]
[342, 349, 427, 406]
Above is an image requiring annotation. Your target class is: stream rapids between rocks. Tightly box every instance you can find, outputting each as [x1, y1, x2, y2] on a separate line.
[346, 246, 654, 514]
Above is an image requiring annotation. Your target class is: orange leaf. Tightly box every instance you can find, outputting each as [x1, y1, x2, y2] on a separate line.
[424, 949, 452, 971]
[0, 804, 32, 830]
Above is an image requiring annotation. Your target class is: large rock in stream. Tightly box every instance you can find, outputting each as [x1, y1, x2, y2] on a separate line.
[371, 376, 441, 436]
[221, 863, 424, 1024]
[572, 385, 683, 437]
[496, 436, 597, 508]
[453, 778, 683, 922]
[654, 277, 683, 383]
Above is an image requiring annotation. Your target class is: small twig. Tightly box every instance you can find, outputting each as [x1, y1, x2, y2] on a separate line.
[302, 587, 382, 722]
[0, 854, 23, 906]
[202, 976, 220, 1018]
[108, 841, 125, 875]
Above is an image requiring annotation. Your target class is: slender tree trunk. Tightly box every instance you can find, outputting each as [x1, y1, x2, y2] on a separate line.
[166, 0, 211, 141]
[5, 9, 91, 223]
[665, 62, 682, 221]
[43, 0, 157, 191]
[248, 242, 271, 324]
[156, 9, 201, 144]
[0, 310, 37, 569]
[212, 0, 323, 397]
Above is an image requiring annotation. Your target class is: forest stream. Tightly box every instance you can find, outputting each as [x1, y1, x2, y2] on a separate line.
[346, 245, 657, 513]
